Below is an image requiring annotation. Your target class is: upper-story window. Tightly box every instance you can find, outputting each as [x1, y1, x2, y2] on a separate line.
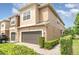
[57, 21, 60, 24]
[10, 18, 16, 25]
[23, 10, 31, 20]
[1, 24, 4, 27]
[11, 20, 15, 24]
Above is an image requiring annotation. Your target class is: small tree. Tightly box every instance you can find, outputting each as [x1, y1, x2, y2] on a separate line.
[63, 13, 79, 36]
[74, 13, 79, 35]
[63, 27, 74, 36]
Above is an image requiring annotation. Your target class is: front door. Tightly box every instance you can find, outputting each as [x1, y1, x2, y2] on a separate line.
[11, 32, 16, 41]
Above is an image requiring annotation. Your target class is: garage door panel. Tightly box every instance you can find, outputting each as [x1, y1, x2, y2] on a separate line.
[22, 31, 42, 44]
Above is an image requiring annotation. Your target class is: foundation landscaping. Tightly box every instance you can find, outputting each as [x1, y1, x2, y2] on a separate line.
[38, 37, 59, 50]
[0, 13, 79, 55]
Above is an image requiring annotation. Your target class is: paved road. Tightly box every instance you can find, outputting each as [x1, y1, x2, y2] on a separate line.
[16, 43, 61, 55]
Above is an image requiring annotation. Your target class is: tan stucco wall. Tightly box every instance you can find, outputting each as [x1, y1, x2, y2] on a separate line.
[48, 7, 64, 30]
[1, 30, 9, 36]
[45, 7, 64, 41]
[39, 7, 49, 22]
[5, 30, 9, 36]
[5, 21, 10, 30]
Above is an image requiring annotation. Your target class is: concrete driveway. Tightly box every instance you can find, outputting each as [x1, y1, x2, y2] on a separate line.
[16, 43, 61, 55]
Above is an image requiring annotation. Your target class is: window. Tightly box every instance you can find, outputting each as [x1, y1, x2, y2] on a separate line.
[23, 11, 30, 20]
[57, 21, 60, 24]
[10, 18, 16, 25]
[11, 20, 15, 24]
[60, 30, 63, 35]
[1, 24, 4, 27]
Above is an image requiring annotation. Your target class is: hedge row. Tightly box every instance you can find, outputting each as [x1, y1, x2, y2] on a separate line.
[60, 35, 73, 55]
[38, 37, 59, 49]
[44, 39, 59, 49]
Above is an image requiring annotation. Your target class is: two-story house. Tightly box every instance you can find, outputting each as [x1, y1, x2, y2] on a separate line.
[16, 3, 65, 44]
[0, 20, 10, 36]
[0, 3, 65, 45]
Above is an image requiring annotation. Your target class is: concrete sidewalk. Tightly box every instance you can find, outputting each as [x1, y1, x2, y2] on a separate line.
[16, 43, 61, 55]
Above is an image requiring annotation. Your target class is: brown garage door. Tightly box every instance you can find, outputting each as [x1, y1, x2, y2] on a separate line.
[11, 32, 16, 41]
[22, 31, 42, 44]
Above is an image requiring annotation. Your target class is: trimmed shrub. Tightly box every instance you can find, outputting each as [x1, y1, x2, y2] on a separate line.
[0, 34, 9, 43]
[44, 39, 59, 49]
[38, 37, 45, 48]
[60, 35, 73, 55]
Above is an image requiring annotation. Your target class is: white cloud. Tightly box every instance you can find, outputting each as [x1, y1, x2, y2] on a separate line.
[57, 8, 79, 18]
[65, 3, 79, 9]
[13, 3, 27, 9]
[70, 9, 79, 19]
[57, 10, 66, 15]
[55, 4, 79, 28]
[56, 9, 75, 28]
[65, 4, 76, 8]
[57, 10, 69, 17]
[70, 9, 79, 13]
[12, 3, 27, 15]
[12, 8, 20, 14]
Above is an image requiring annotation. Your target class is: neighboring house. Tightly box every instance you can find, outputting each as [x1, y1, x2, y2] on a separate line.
[9, 15, 20, 42]
[0, 20, 10, 36]
[0, 3, 65, 45]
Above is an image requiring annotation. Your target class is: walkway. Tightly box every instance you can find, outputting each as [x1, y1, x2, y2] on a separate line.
[16, 43, 61, 55]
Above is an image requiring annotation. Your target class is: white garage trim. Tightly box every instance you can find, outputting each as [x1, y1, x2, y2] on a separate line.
[19, 29, 44, 42]
[21, 31, 42, 44]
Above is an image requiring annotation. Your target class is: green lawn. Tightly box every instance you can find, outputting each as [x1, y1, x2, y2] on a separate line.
[73, 39, 79, 55]
[0, 43, 38, 55]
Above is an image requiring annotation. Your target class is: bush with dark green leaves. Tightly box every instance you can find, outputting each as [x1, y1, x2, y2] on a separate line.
[0, 43, 37, 55]
[44, 39, 59, 49]
[60, 35, 73, 55]
[0, 34, 9, 43]
[38, 37, 45, 48]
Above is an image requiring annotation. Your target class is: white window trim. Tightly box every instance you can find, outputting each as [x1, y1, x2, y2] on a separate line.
[10, 18, 16, 25]
[23, 10, 31, 21]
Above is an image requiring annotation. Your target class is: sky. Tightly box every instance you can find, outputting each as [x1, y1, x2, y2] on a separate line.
[53, 3, 79, 28]
[0, 3, 79, 28]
